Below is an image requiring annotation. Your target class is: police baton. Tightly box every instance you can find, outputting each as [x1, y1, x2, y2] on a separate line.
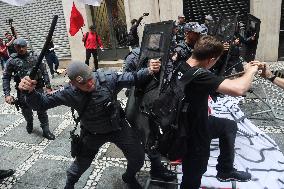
[29, 15, 58, 80]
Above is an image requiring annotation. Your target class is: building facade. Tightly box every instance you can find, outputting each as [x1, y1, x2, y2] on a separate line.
[0, 0, 283, 62]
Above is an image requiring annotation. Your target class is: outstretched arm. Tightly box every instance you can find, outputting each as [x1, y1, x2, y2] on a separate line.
[18, 76, 74, 111]
[260, 63, 284, 89]
[217, 61, 260, 96]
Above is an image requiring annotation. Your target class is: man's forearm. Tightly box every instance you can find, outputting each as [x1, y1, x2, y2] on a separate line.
[229, 71, 255, 95]
[272, 77, 284, 90]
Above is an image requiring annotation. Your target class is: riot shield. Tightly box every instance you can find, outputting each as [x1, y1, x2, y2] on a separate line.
[210, 14, 239, 76]
[241, 14, 261, 62]
[125, 20, 174, 145]
[215, 15, 238, 43]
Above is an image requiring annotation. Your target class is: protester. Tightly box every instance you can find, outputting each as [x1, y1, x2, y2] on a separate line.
[82, 25, 104, 70]
[0, 38, 9, 70]
[4, 32, 16, 55]
[179, 35, 262, 189]
[127, 13, 149, 48]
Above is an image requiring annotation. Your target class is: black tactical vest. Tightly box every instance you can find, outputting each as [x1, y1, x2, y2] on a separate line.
[11, 53, 43, 87]
[81, 71, 124, 134]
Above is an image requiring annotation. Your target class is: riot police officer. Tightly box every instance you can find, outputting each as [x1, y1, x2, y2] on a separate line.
[2, 38, 55, 140]
[124, 48, 177, 182]
[173, 22, 207, 63]
[175, 15, 186, 43]
[18, 61, 161, 189]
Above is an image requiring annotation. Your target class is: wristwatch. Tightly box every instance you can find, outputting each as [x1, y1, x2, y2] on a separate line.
[267, 75, 277, 82]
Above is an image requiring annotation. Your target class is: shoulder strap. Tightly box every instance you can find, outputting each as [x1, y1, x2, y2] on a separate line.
[95, 32, 99, 47]
[84, 32, 89, 46]
[96, 69, 116, 99]
[179, 68, 206, 88]
[70, 92, 92, 134]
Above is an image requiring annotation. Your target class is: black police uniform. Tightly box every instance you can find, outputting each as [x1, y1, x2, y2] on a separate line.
[176, 22, 186, 43]
[2, 52, 54, 140]
[123, 47, 140, 72]
[24, 69, 152, 188]
[124, 49, 177, 181]
[174, 41, 193, 62]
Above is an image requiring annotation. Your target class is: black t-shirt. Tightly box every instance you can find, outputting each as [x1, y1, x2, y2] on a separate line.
[179, 62, 225, 155]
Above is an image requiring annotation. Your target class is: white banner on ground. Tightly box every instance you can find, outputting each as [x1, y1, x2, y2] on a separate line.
[177, 96, 284, 189]
[77, 0, 102, 6]
[0, 0, 33, 6]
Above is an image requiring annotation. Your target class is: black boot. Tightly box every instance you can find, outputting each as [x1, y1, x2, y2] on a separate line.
[122, 172, 142, 189]
[64, 183, 74, 189]
[41, 124, 55, 140]
[26, 122, 33, 134]
[150, 164, 177, 182]
[0, 169, 15, 179]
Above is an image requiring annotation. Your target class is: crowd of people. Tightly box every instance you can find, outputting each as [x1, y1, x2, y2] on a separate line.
[0, 13, 283, 189]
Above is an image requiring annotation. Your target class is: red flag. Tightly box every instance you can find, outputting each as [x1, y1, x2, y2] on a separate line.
[69, 2, 84, 36]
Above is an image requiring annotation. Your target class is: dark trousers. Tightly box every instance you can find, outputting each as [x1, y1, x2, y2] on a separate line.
[85, 49, 98, 70]
[45, 51, 59, 75]
[181, 116, 237, 189]
[18, 88, 49, 129]
[65, 122, 145, 186]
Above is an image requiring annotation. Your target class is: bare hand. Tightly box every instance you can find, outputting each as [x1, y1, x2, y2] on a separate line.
[258, 63, 274, 79]
[244, 61, 259, 74]
[18, 76, 37, 93]
[5, 96, 15, 104]
[148, 59, 161, 74]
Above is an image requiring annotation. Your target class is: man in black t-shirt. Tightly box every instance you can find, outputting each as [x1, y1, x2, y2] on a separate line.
[180, 35, 261, 189]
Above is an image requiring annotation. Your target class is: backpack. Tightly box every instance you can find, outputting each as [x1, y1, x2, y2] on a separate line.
[83, 32, 99, 47]
[150, 66, 205, 160]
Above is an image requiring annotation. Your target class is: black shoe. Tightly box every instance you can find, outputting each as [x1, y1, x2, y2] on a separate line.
[150, 165, 177, 182]
[64, 184, 74, 189]
[122, 173, 142, 189]
[26, 123, 33, 134]
[51, 74, 54, 79]
[0, 169, 15, 179]
[216, 169, 251, 182]
[43, 131, 55, 140]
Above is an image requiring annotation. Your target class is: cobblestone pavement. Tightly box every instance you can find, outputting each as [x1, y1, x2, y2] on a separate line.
[0, 63, 283, 189]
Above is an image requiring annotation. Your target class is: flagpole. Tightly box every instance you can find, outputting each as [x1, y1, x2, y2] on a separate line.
[80, 28, 84, 35]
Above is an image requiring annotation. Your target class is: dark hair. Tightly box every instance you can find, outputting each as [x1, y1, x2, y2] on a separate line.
[131, 19, 137, 25]
[192, 35, 224, 61]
